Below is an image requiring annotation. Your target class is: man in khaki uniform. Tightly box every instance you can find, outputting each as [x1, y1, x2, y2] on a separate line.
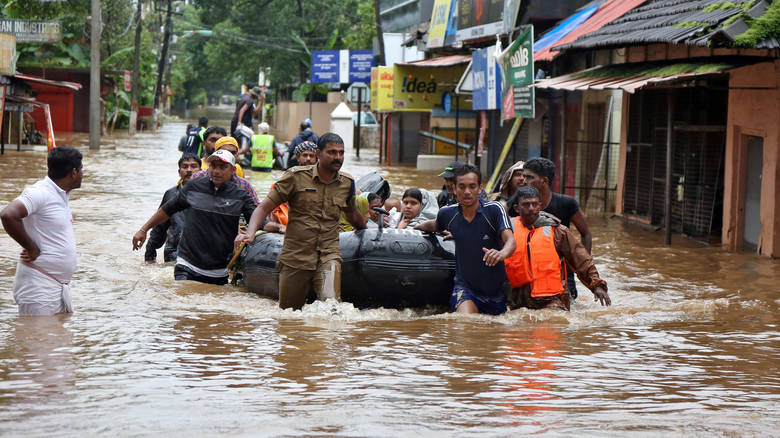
[238, 132, 367, 309]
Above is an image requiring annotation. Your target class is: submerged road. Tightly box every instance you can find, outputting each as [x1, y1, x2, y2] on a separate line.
[0, 115, 778, 436]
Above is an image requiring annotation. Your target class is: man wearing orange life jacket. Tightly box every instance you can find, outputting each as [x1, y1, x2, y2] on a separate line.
[263, 141, 318, 233]
[504, 186, 611, 311]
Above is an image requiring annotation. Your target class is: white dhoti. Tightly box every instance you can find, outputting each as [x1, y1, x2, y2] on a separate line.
[13, 261, 73, 316]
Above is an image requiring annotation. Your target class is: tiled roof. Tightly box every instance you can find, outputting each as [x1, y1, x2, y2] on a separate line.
[557, 0, 772, 50]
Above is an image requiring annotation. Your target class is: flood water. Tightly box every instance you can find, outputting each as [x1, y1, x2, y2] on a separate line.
[0, 113, 778, 436]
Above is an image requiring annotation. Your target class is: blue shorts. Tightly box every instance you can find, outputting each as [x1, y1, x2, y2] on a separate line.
[450, 283, 507, 315]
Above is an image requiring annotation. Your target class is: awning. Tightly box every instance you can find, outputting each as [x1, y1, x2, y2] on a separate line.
[532, 61, 738, 93]
[396, 54, 471, 67]
[13, 73, 82, 91]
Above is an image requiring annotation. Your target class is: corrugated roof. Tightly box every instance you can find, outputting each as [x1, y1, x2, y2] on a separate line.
[14, 73, 82, 91]
[534, 3, 599, 54]
[558, 0, 771, 51]
[396, 54, 471, 67]
[536, 0, 647, 62]
[532, 61, 738, 93]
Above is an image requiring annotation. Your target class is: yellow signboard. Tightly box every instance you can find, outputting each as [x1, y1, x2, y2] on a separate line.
[392, 64, 464, 111]
[0, 34, 16, 75]
[427, 0, 452, 48]
[370, 66, 395, 111]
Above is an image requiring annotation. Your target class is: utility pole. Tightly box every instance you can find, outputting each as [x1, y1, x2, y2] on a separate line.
[374, 0, 386, 66]
[129, 0, 143, 135]
[89, 0, 101, 150]
[152, 0, 172, 133]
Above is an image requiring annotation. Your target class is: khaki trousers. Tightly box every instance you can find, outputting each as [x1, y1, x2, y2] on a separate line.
[278, 259, 341, 310]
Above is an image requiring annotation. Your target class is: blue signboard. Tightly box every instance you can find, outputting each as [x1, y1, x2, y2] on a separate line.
[471, 47, 501, 111]
[312, 50, 340, 83]
[349, 50, 374, 82]
[312, 50, 375, 83]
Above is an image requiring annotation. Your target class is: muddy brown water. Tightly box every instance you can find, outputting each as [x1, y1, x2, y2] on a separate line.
[0, 117, 778, 436]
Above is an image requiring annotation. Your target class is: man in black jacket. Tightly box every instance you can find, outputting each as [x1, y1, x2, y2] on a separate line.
[132, 150, 256, 285]
[286, 119, 318, 168]
[144, 153, 201, 263]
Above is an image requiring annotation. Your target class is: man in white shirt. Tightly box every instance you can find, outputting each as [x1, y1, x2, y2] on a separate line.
[1, 147, 83, 315]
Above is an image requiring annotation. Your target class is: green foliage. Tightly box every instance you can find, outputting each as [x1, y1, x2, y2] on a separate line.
[734, 0, 780, 47]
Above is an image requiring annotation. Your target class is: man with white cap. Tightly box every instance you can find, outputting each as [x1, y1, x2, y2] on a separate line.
[132, 149, 257, 284]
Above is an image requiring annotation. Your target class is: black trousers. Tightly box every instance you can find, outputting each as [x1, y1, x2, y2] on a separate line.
[174, 264, 228, 285]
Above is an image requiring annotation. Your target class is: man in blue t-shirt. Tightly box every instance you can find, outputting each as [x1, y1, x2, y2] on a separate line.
[417, 164, 516, 315]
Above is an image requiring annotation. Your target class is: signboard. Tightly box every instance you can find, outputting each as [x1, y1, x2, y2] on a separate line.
[312, 50, 375, 83]
[123, 70, 131, 92]
[0, 34, 15, 75]
[456, 0, 520, 42]
[498, 25, 534, 119]
[392, 64, 465, 111]
[371, 67, 394, 111]
[471, 46, 501, 111]
[501, 25, 534, 88]
[428, 0, 453, 48]
[347, 82, 369, 105]
[0, 19, 61, 43]
[513, 86, 534, 119]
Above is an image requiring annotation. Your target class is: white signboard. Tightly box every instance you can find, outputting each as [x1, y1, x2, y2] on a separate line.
[0, 19, 61, 43]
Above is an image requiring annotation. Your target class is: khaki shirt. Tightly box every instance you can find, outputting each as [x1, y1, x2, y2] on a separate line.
[268, 164, 357, 270]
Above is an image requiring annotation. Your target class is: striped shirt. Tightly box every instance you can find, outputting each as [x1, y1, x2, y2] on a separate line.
[435, 198, 512, 298]
[190, 169, 259, 205]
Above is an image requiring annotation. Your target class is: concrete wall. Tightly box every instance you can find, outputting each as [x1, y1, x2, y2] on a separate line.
[273, 97, 339, 142]
[723, 61, 780, 257]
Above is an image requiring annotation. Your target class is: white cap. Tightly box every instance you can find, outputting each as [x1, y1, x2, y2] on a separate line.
[206, 149, 235, 167]
[258, 122, 270, 133]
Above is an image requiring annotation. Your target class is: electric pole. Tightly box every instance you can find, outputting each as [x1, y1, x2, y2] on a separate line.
[152, 0, 172, 133]
[129, 0, 143, 135]
[89, 0, 101, 150]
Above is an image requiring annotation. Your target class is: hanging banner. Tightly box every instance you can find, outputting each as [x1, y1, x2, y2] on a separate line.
[498, 25, 534, 119]
[312, 50, 375, 83]
[457, 0, 521, 42]
[392, 64, 465, 111]
[0, 19, 61, 43]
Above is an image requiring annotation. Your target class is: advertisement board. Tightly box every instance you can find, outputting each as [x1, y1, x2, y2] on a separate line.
[456, 0, 520, 42]
[392, 64, 465, 111]
[498, 25, 534, 119]
[428, 0, 454, 48]
[370, 67, 394, 111]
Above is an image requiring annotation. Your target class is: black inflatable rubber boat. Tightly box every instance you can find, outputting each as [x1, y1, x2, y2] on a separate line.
[240, 228, 456, 309]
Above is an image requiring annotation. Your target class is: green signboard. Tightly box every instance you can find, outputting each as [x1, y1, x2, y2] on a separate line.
[498, 25, 534, 119]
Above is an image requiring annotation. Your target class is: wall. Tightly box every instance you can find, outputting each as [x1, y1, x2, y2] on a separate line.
[273, 99, 339, 142]
[723, 61, 780, 257]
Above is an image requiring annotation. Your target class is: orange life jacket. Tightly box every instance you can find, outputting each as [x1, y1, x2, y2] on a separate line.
[504, 217, 566, 298]
[273, 202, 289, 226]
[269, 182, 289, 226]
